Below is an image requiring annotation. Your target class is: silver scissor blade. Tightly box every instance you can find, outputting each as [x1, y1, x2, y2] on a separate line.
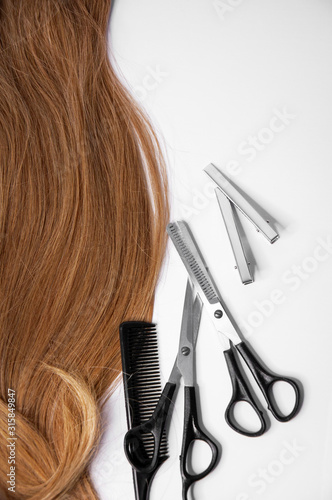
[178, 279, 195, 350]
[192, 293, 203, 347]
[204, 163, 279, 244]
[167, 220, 242, 347]
[175, 279, 196, 386]
[167, 221, 219, 304]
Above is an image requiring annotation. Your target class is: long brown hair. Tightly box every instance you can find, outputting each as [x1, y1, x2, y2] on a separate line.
[0, 1, 168, 498]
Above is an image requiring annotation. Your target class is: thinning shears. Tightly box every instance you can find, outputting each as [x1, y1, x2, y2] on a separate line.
[167, 220, 301, 438]
[124, 279, 219, 499]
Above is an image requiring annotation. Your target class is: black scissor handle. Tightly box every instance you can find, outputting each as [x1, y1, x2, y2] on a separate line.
[124, 382, 176, 474]
[236, 341, 301, 422]
[180, 386, 219, 500]
[224, 345, 266, 437]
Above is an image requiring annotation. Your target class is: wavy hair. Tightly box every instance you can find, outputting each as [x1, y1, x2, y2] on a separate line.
[0, 1, 168, 498]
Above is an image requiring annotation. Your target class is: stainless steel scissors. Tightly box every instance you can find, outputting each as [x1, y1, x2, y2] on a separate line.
[124, 279, 219, 499]
[167, 220, 301, 438]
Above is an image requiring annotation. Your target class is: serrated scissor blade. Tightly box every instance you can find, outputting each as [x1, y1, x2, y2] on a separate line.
[167, 220, 242, 346]
[167, 221, 219, 304]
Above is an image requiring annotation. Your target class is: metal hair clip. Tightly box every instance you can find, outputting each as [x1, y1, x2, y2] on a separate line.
[204, 163, 279, 284]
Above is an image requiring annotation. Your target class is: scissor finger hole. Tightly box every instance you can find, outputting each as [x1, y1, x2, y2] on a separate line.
[230, 401, 264, 435]
[270, 381, 297, 417]
[185, 439, 214, 475]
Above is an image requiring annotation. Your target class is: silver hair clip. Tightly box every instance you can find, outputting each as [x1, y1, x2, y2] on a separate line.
[204, 163, 279, 284]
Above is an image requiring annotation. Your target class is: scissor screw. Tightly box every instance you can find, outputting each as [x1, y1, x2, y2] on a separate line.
[214, 310, 223, 319]
[181, 346, 190, 356]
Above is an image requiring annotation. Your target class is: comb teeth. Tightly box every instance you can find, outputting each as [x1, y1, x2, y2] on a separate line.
[120, 322, 168, 459]
[167, 222, 218, 304]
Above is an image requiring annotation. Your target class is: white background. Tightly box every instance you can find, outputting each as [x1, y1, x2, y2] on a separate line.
[91, 1, 332, 499]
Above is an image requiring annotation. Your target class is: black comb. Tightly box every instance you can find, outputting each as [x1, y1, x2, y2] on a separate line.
[119, 321, 169, 499]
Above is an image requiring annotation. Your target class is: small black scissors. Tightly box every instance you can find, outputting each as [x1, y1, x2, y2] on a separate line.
[124, 279, 219, 499]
